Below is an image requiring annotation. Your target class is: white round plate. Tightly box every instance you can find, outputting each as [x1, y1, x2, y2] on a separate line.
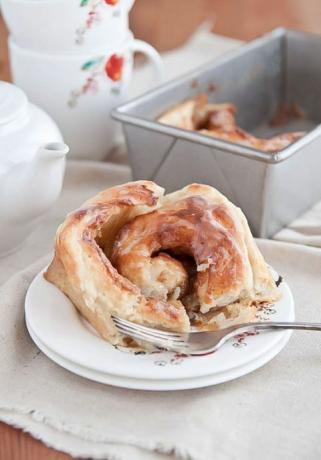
[26, 319, 291, 391]
[25, 268, 294, 382]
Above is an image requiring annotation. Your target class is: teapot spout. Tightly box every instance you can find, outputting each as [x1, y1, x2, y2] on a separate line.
[25, 141, 70, 218]
[37, 142, 69, 160]
[2, 141, 69, 223]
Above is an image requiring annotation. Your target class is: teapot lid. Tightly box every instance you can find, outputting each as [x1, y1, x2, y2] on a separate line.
[0, 82, 29, 128]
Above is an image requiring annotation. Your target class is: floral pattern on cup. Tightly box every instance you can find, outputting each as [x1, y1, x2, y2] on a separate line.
[76, 0, 121, 45]
[68, 53, 124, 108]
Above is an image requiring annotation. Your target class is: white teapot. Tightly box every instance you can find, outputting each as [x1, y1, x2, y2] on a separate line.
[0, 82, 69, 257]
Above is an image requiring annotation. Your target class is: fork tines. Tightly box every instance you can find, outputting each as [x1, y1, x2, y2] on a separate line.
[111, 315, 187, 351]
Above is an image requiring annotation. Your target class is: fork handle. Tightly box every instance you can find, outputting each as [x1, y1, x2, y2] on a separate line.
[237, 321, 321, 333]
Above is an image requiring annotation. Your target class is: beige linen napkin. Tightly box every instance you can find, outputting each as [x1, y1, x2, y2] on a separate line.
[1, 239, 321, 460]
[274, 200, 321, 248]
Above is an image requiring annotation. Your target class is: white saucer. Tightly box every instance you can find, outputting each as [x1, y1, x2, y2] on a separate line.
[26, 318, 292, 391]
[25, 267, 294, 389]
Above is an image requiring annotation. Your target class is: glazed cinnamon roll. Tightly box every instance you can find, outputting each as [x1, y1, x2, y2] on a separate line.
[158, 94, 304, 152]
[45, 181, 280, 347]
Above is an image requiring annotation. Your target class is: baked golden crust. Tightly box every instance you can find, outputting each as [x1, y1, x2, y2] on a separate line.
[45, 181, 280, 347]
[158, 94, 304, 152]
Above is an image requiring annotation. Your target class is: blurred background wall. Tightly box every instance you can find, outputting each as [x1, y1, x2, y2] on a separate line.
[130, 0, 321, 50]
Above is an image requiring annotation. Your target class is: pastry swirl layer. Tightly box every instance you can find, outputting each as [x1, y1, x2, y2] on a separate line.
[45, 181, 280, 347]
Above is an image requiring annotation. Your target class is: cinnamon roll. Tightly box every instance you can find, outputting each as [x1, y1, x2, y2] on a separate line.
[45, 181, 280, 348]
[158, 94, 304, 152]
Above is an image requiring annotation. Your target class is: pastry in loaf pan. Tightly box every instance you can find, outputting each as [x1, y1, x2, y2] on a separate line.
[158, 94, 304, 152]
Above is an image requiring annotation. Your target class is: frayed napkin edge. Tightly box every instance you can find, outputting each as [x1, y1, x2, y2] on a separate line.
[0, 405, 195, 460]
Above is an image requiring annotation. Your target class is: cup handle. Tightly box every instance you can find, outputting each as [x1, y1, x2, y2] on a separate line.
[126, 38, 164, 82]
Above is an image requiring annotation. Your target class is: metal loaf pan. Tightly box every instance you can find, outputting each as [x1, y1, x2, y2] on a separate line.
[112, 28, 321, 238]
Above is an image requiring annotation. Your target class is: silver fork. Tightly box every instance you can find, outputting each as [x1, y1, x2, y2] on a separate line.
[112, 315, 321, 355]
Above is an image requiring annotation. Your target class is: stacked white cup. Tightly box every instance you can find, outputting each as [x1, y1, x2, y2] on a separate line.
[2, 0, 163, 160]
